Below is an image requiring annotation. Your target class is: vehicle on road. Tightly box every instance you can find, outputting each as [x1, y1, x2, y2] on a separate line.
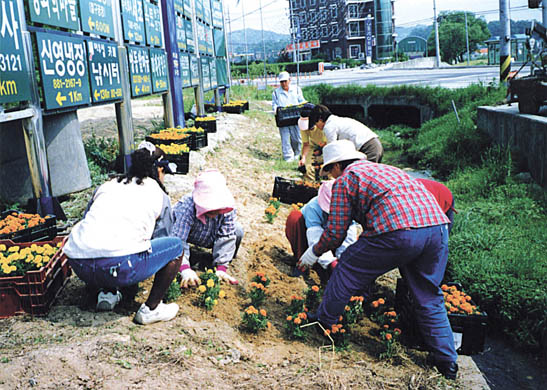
[323, 62, 340, 71]
[508, 21, 547, 114]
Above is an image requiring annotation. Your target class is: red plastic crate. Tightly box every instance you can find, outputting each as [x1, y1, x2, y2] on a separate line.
[0, 237, 71, 318]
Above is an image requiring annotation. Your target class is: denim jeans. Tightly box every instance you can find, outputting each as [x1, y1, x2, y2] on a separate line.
[69, 237, 183, 289]
[318, 224, 457, 363]
[279, 124, 302, 161]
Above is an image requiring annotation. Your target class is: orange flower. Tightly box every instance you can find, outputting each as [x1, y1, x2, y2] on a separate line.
[294, 317, 302, 325]
[260, 309, 267, 316]
[298, 312, 307, 320]
[324, 329, 331, 336]
[394, 328, 402, 335]
[344, 306, 350, 311]
[378, 298, 385, 305]
[256, 272, 265, 278]
[286, 316, 293, 321]
[339, 316, 343, 322]
[340, 328, 346, 333]
[267, 322, 272, 329]
[383, 324, 389, 329]
[385, 333, 392, 341]
[261, 276, 267, 282]
[311, 285, 319, 292]
[372, 301, 379, 308]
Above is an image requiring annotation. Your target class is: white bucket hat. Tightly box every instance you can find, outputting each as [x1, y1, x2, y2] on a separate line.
[278, 71, 290, 81]
[320, 140, 366, 176]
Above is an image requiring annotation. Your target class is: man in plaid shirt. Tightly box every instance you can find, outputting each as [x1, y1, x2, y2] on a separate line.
[298, 140, 458, 380]
[172, 170, 243, 287]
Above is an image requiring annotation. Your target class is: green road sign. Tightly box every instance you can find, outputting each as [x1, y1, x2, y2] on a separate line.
[201, 56, 210, 90]
[128, 45, 151, 97]
[0, 0, 31, 104]
[195, 0, 203, 21]
[180, 52, 191, 88]
[185, 19, 194, 53]
[197, 22, 207, 54]
[87, 39, 122, 103]
[36, 31, 91, 110]
[212, 0, 223, 29]
[80, 0, 115, 38]
[203, 0, 212, 25]
[29, 0, 79, 30]
[144, 1, 162, 47]
[213, 28, 226, 57]
[206, 26, 214, 56]
[176, 14, 187, 51]
[121, 0, 145, 44]
[183, 0, 192, 18]
[149, 48, 167, 93]
[210, 58, 217, 89]
[174, 0, 183, 15]
[216, 58, 228, 86]
[190, 55, 199, 86]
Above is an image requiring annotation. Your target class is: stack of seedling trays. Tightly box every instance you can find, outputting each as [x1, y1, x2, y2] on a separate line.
[195, 116, 217, 133]
[0, 236, 71, 318]
[395, 278, 488, 355]
[154, 143, 190, 175]
[272, 176, 319, 204]
[275, 103, 306, 127]
[182, 127, 208, 150]
[0, 210, 57, 242]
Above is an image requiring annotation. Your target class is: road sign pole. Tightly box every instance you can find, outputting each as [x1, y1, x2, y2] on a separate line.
[223, 0, 232, 101]
[113, 0, 135, 171]
[161, 0, 185, 127]
[499, 0, 511, 83]
[192, 0, 205, 115]
[17, 0, 53, 215]
[433, 0, 441, 68]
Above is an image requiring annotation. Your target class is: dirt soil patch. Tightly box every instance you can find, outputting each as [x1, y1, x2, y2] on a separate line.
[0, 99, 460, 390]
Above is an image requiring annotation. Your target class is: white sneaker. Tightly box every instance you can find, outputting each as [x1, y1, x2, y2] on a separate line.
[96, 290, 122, 311]
[134, 301, 179, 325]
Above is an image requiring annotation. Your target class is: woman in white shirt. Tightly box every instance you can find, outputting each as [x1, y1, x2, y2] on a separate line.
[63, 142, 183, 325]
[309, 104, 384, 163]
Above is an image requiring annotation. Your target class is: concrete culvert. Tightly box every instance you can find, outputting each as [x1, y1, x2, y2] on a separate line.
[368, 104, 422, 129]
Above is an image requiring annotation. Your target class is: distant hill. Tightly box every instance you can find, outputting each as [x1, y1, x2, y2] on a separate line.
[395, 26, 414, 40]
[228, 28, 290, 61]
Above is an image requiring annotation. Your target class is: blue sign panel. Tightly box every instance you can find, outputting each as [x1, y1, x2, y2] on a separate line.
[87, 39, 123, 103]
[365, 17, 373, 60]
[176, 14, 187, 51]
[29, 0, 79, 30]
[144, 0, 163, 47]
[80, 0, 115, 38]
[149, 48, 168, 93]
[121, 0, 145, 44]
[128, 45, 152, 97]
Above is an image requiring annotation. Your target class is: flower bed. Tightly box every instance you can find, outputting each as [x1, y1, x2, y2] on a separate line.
[0, 211, 57, 243]
[195, 116, 217, 133]
[0, 237, 71, 318]
[145, 128, 192, 146]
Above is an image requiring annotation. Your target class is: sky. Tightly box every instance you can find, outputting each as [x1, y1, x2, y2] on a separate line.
[225, 0, 544, 35]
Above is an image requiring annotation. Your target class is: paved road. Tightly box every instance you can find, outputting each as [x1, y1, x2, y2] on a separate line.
[286, 65, 529, 89]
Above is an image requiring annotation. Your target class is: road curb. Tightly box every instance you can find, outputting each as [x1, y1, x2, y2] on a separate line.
[458, 355, 491, 389]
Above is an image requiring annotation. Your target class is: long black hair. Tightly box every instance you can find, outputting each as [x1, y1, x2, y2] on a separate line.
[117, 147, 168, 193]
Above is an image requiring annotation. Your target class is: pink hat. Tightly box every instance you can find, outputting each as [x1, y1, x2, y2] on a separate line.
[317, 179, 335, 213]
[193, 169, 235, 223]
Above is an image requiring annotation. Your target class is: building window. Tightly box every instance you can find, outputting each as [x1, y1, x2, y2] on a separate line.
[334, 46, 342, 59]
[321, 26, 329, 38]
[331, 24, 339, 37]
[319, 0, 325, 5]
[300, 11, 307, 24]
[300, 0, 306, 8]
[308, 10, 317, 24]
[349, 22, 361, 37]
[291, 0, 298, 10]
[350, 44, 361, 58]
[348, 4, 357, 18]
[309, 0, 316, 6]
[313, 28, 320, 40]
[330, 4, 337, 19]
[320, 8, 327, 23]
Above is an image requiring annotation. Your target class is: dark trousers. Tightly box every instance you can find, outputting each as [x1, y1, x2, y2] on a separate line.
[359, 137, 384, 163]
[318, 224, 457, 363]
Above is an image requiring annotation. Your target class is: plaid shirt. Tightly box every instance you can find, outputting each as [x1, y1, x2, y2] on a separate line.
[315, 161, 450, 255]
[172, 196, 237, 248]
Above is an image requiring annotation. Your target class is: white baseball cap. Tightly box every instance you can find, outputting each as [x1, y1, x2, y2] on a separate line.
[278, 71, 290, 81]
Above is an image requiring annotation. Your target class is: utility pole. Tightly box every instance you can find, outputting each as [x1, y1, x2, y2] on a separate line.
[259, 0, 267, 86]
[433, 0, 441, 68]
[499, 0, 511, 83]
[241, 0, 249, 82]
[465, 12, 470, 65]
[543, 0, 547, 28]
[289, 0, 296, 62]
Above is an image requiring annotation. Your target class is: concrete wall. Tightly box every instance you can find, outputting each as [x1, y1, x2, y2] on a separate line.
[477, 105, 547, 188]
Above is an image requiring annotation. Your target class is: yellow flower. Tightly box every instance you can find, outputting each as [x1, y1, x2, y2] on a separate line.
[219, 290, 226, 299]
[205, 297, 211, 302]
[213, 300, 218, 305]
[8, 246, 19, 252]
[206, 279, 215, 288]
[0, 244, 6, 251]
[207, 269, 213, 274]
[198, 285, 207, 293]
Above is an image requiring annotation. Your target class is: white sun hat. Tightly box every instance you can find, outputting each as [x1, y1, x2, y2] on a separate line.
[320, 140, 366, 176]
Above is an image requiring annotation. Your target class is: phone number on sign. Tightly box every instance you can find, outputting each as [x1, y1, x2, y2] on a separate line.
[52, 78, 82, 89]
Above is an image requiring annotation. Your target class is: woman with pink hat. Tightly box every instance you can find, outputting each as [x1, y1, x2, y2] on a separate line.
[297, 104, 327, 182]
[285, 179, 357, 282]
[172, 169, 243, 287]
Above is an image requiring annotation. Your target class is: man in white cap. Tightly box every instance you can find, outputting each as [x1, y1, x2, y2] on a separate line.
[297, 140, 458, 380]
[172, 169, 244, 287]
[272, 71, 307, 161]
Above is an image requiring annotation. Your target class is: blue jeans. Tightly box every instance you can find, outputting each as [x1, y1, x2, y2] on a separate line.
[318, 225, 457, 363]
[279, 124, 302, 161]
[69, 237, 183, 289]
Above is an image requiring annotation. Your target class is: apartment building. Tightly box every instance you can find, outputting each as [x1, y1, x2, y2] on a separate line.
[288, 0, 395, 61]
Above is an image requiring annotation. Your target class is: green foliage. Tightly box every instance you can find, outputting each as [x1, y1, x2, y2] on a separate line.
[304, 285, 321, 312]
[229, 84, 274, 101]
[83, 134, 118, 175]
[284, 313, 308, 340]
[198, 269, 221, 311]
[164, 280, 181, 303]
[241, 306, 269, 333]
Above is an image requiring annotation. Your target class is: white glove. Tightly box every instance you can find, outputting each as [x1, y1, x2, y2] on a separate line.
[297, 246, 319, 268]
[180, 268, 200, 288]
[216, 270, 239, 285]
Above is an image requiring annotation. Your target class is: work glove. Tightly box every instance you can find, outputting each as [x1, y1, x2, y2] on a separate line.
[216, 270, 239, 285]
[180, 268, 200, 288]
[297, 246, 319, 269]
